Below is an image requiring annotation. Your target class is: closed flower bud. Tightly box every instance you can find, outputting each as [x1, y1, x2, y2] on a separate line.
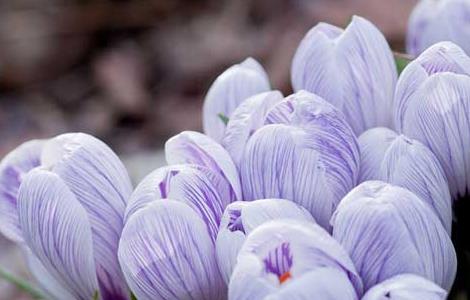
[18, 133, 133, 300]
[165, 130, 241, 201]
[396, 45, 470, 198]
[240, 90, 359, 230]
[118, 200, 225, 300]
[331, 181, 457, 291]
[0, 139, 44, 243]
[358, 128, 452, 233]
[125, 164, 233, 242]
[407, 0, 470, 56]
[203, 57, 270, 142]
[215, 199, 314, 283]
[291, 16, 397, 135]
[228, 219, 363, 300]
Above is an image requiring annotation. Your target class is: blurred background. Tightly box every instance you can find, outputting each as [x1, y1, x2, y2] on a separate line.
[0, 0, 416, 299]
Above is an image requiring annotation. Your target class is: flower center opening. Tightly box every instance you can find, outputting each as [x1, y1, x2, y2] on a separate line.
[227, 208, 245, 233]
[263, 242, 293, 284]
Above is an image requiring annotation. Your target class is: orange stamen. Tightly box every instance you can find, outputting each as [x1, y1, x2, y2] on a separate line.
[279, 271, 291, 284]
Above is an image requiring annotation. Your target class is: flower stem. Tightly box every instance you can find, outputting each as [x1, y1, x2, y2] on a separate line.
[0, 266, 44, 299]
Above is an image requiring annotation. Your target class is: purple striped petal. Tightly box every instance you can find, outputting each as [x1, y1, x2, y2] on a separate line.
[203, 57, 270, 142]
[363, 274, 447, 300]
[380, 135, 452, 233]
[24, 249, 76, 300]
[358, 127, 398, 182]
[41, 133, 132, 299]
[394, 42, 470, 131]
[0, 139, 44, 243]
[18, 169, 99, 299]
[402, 72, 470, 199]
[291, 16, 397, 135]
[240, 90, 359, 230]
[228, 219, 363, 300]
[222, 91, 283, 167]
[165, 130, 241, 201]
[331, 181, 457, 291]
[216, 199, 314, 283]
[118, 200, 225, 300]
[407, 0, 470, 56]
[125, 164, 232, 241]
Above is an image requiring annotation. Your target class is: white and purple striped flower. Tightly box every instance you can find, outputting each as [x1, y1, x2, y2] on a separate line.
[358, 127, 452, 233]
[396, 42, 470, 199]
[238, 90, 360, 230]
[118, 200, 226, 300]
[407, 0, 470, 56]
[228, 219, 363, 300]
[18, 133, 133, 300]
[203, 57, 270, 142]
[291, 15, 397, 135]
[331, 181, 457, 291]
[215, 199, 314, 283]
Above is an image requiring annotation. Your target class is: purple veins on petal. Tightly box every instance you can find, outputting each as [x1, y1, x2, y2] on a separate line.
[38, 132, 133, 300]
[291, 15, 397, 135]
[0, 139, 45, 243]
[216, 199, 314, 284]
[118, 200, 226, 300]
[125, 164, 232, 242]
[228, 219, 362, 300]
[331, 181, 456, 291]
[202, 57, 270, 142]
[165, 130, 241, 201]
[240, 90, 359, 230]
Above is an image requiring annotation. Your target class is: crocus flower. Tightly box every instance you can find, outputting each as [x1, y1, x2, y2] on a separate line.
[165, 130, 241, 201]
[222, 90, 283, 167]
[203, 57, 270, 142]
[291, 16, 397, 135]
[394, 41, 470, 133]
[407, 0, 470, 56]
[18, 133, 133, 300]
[240, 90, 359, 230]
[358, 127, 452, 233]
[125, 164, 233, 242]
[396, 42, 470, 199]
[118, 200, 226, 300]
[0, 139, 44, 243]
[331, 181, 457, 291]
[215, 199, 314, 283]
[228, 219, 363, 300]
[362, 274, 447, 300]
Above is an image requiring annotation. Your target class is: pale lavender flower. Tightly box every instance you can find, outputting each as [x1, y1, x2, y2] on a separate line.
[394, 41, 470, 132]
[358, 127, 452, 233]
[118, 200, 226, 300]
[228, 219, 363, 300]
[331, 181, 457, 291]
[291, 16, 397, 135]
[0, 139, 44, 243]
[240, 90, 359, 230]
[203, 57, 270, 142]
[215, 199, 314, 283]
[407, 0, 470, 56]
[396, 42, 470, 199]
[125, 164, 233, 242]
[363, 274, 447, 300]
[222, 90, 283, 167]
[18, 133, 133, 300]
[165, 130, 241, 201]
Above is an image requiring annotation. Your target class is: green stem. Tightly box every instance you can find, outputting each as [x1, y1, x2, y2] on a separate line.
[0, 266, 44, 299]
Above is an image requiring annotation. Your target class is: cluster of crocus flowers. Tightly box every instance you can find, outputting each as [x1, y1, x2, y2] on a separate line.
[0, 13, 468, 300]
